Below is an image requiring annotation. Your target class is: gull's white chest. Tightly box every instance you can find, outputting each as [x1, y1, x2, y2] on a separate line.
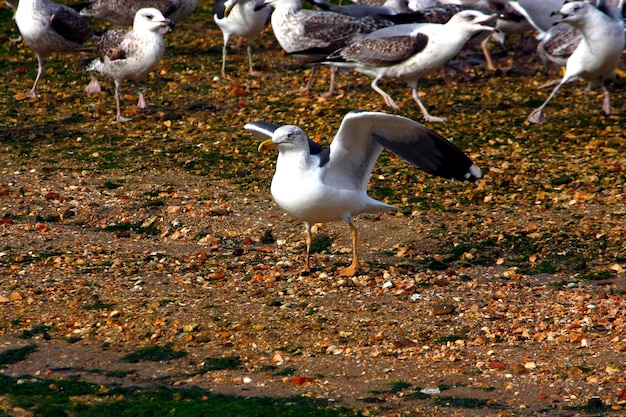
[270, 155, 326, 218]
[269, 152, 377, 224]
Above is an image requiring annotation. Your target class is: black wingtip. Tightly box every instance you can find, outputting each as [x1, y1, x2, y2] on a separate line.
[373, 130, 481, 183]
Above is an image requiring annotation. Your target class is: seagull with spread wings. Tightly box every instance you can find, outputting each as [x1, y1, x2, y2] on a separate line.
[246, 111, 481, 276]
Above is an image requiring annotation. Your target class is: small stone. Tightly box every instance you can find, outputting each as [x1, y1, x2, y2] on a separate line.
[420, 387, 441, 395]
[432, 303, 456, 315]
[512, 363, 527, 375]
[326, 345, 342, 355]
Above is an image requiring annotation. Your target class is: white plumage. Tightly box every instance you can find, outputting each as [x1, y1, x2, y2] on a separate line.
[246, 111, 481, 276]
[14, 0, 96, 98]
[527, 0, 625, 124]
[326, 10, 497, 122]
[85, 8, 174, 123]
[213, 0, 272, 77]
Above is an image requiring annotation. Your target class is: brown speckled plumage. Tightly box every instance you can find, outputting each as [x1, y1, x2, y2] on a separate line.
[339, 33, 428, 66]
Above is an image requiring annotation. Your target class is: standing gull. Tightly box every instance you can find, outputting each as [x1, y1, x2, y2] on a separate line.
[527, 0, 625, 124]
[76, 0, 197, 28]
[246, 111, 481, 276]
[255, 0, 392, 97]
[324, 10, 497, 122]
[14, 0, 96, 98]
[213, 0, 272, 77]
[85, 8, 174, 122]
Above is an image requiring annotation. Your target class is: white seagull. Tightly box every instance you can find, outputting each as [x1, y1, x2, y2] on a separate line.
[255, 0, 392, 97]
[14, 0, 96, 98]
[246, 111, 481, 276]
[325, 10, 497, 122]
[77, 0, 197, 28]
[85, 8, 174, 122]
[213, 0, 272, 77]
[527, 0, 625, 124]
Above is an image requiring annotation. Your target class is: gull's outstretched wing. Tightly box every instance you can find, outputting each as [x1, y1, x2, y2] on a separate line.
[326, 111, 481, 191]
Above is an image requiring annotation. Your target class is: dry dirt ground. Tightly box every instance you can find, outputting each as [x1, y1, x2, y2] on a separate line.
[2, 166, 626, 417]
[1, 1, 626, 416]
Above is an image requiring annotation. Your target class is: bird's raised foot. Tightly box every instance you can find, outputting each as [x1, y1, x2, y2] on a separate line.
[85, 79, 101, 95]
[527, 108, 546, 124]
[137, 94, 148, 110]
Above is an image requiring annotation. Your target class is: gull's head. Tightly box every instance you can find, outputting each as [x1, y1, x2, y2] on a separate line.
[258, 125, 308, 153]
[449, 10, 498, 32]
[134, 8, 175, 33]
[552, 2, 590, 26]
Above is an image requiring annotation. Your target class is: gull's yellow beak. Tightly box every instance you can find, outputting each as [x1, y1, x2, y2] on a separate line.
[258, 139, 278, 152]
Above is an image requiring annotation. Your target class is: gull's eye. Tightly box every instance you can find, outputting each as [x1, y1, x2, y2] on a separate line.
[146, 14, 154, 20]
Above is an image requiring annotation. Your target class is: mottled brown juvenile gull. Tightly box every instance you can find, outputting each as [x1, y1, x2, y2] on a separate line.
[527, 0, 624, 124]
[77, 0, 197, 28]
[15, 0, 96, 98]
[255, 0, 392, 97]
[324, 10, 497, 122]
[85, 8, 174, 122]
[213, 0, 272, 77]
[246, 111, 481, 276]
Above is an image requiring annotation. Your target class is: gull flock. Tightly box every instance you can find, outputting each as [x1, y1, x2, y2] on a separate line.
[9, 0, 626, 276]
